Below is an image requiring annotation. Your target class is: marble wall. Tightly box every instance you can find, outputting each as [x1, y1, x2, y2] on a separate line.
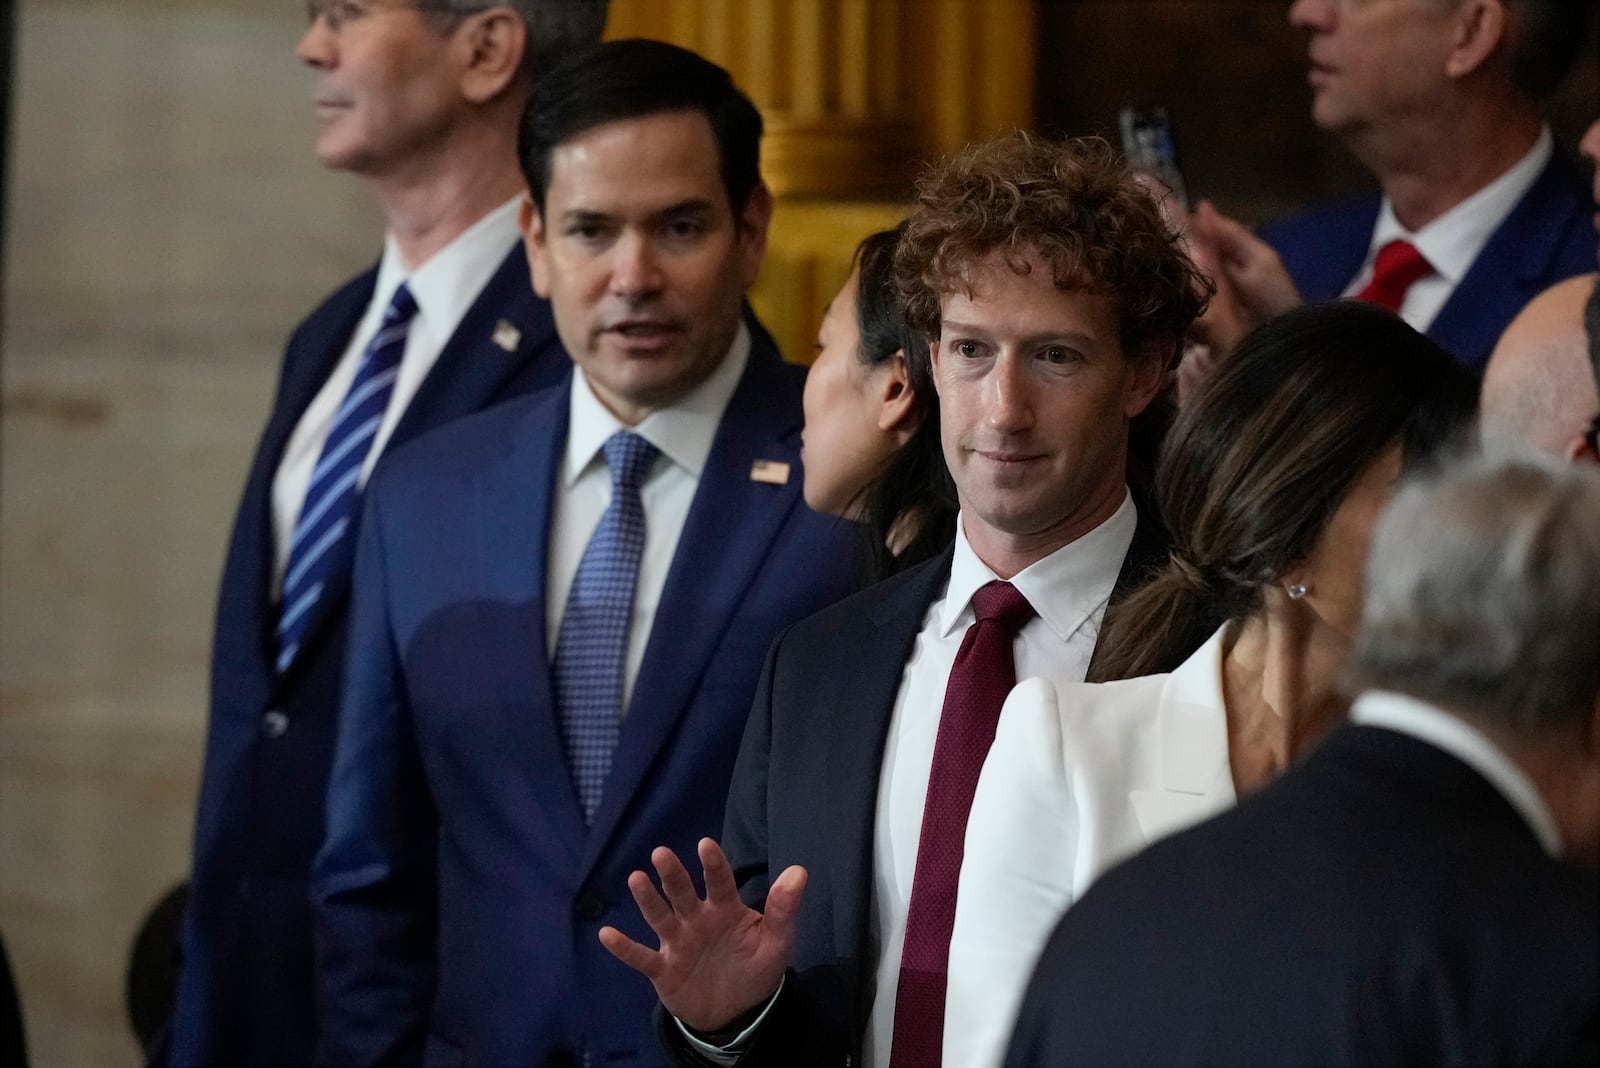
[2, 3, 377, 1064]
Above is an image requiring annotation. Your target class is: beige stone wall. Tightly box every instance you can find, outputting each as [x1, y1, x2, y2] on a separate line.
[2, 3, 379, 1064]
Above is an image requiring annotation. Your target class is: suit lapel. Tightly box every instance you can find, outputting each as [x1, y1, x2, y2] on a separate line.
[580, 344, 807, 868]
[1129, 627, 1235, 842]
[471, 381, 589, 857]
[837, 548, 953, 1016]
[1428, 153, 1588, 371]
[1292, 199, 1378, 302]
[274, 246, 559, 697]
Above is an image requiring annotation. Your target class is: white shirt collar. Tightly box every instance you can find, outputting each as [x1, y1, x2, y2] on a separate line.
[939, 490, 1137, 643]
[563, 321, 751, 486]
[371, 194, 524, 338]
[1367, 126, 1552, 286]
[1351, 690, 1563, 857]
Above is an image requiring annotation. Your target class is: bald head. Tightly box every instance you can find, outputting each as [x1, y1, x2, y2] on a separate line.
[1481, 274, 1599, 460]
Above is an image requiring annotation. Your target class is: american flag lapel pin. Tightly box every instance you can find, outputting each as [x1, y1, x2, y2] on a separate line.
[492, 320, 522, 352]
[749, 459, 791, 485]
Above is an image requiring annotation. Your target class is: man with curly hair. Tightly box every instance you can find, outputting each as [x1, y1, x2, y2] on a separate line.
[601, 131, 1209, 1066]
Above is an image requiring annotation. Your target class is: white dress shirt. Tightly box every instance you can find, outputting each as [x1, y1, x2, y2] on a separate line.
[864, 495, 1136, 1068]
[270, 195, 525, 588]
[677, 493, 1136, 1065]
[1342, 126, 1551, 332]
[1350, 690, 1562, 856]
[545, 324, 750, 714]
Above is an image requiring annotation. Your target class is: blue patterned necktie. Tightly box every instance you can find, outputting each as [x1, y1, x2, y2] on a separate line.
[553, 430, 660, 824]
[276, 282, 417, 674]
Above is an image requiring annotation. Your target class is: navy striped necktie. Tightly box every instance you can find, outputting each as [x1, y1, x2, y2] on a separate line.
[276, 282, 417, 674]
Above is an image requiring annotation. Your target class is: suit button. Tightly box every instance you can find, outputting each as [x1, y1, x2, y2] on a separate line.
[573, 890, 606, 922]
[261, 710, 289, 739]
[547, 1050, 581, 1068]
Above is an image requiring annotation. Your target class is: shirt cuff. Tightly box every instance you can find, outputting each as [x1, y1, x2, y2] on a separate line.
[673, 975, 786, 1064]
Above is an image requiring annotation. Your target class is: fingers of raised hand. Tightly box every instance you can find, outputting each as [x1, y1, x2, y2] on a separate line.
[597, 923, 663, 978]
[651, 844, 705, 917]
[627, 865, 681, 938]
[697, 838, 742, 908]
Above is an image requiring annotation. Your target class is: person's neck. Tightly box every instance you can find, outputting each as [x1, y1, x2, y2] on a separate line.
[1353, 103, 1541, 232]
[961, 477, 1125, 581]
[370, 127, 525, 270]
[1220, 590, 1352, 793]
[1486, 726, 1600, 867]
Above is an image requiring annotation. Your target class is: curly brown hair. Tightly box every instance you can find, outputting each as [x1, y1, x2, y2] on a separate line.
[893, 131, 1210, 369]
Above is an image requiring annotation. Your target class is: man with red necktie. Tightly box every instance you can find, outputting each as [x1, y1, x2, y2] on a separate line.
[1189, 0, 1596, 374]
[601, 132, 1209, 1067]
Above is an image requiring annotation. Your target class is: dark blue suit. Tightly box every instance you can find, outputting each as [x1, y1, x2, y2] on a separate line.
[1262, 150, 1597, 372]
[312, 337, 867, 1067]
[1006, 724, 1600, 1067]
[169, 246, 570, 1066]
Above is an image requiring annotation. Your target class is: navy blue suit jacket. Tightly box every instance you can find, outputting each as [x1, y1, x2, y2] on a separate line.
[1006, 724, 1600, 1067]
[1262, 150, 1597, 373]
[169, 245, 569, 1066]
[312, 338, 868, 1067]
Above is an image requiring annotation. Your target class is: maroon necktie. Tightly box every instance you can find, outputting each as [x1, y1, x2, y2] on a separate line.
[890, 580, 1037, 1068]
[1354, 239, 1433, 313]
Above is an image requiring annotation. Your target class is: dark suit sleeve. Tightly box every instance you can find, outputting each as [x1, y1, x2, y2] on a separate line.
[312, 478, 438, 1067]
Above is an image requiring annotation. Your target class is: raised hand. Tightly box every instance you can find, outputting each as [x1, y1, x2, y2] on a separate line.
[598, 837, 807, 1035]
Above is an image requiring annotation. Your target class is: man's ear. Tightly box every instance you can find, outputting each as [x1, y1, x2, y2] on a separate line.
[874, 352, 920, 443]
[457, 7, 526, 105]
[1563, 432, 1600, 465]
[1122, 347, 1168, 419]
[736, 182, 774, 291]
[520, 195, 551, 298]
[1443, 0, 1506, 81]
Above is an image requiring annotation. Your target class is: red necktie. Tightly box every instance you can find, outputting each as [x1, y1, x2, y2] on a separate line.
[890, 580, 1037, 1068]
[1354, 239, 1433, 313]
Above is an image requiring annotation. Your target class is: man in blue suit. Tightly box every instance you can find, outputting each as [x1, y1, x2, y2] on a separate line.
[1191, 0, 1595, 373]
[165, 3, 608, 1064]
[312, 40, 866, 1067]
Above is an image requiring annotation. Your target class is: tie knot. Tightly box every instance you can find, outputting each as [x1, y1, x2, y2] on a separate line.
[969, 580, 1035, 633]
[1371, 239, 1432, 288]
[602, 431, 659, 492]
[384, 282, 418, 327]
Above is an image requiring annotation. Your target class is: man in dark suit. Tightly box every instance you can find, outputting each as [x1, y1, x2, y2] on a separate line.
[1190, 0, 1595, 373]
[311, 40, 866, 1067]
[601, 133, 1209, 1066]
[165, 3, 607, 1064]
[1008, 453, 1600, 1068]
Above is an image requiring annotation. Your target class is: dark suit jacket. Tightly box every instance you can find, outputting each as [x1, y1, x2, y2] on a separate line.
[1261, 149, 1597, 373]
[1006, 724, 1600, 1068]
[668, 511, 1167, 1066]
[168, 246, 570, 1067]
[312, 336, 868, 1067]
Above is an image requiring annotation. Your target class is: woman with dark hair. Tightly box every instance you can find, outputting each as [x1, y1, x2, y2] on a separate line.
[801, 225, 955, 576]
[942, 301, 1479, 1068]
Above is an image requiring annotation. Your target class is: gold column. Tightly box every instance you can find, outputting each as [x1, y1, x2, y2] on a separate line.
[604, 0, 1037, 361]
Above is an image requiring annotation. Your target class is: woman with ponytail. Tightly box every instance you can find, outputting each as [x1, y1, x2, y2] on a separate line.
[943, 301, 1479, 1068]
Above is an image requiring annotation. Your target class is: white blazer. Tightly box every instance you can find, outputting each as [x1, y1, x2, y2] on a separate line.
[942, 626, 1238, 1068]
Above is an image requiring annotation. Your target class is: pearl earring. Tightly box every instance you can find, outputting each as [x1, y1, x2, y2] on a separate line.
[1286, 582, 1307, 600]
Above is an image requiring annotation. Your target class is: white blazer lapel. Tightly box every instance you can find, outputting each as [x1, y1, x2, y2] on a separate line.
[1130, 626, 1237, 843]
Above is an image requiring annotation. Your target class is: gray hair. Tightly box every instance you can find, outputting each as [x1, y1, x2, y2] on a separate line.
[1352, 451, 1600, 735]
[424, 1, 608, 85]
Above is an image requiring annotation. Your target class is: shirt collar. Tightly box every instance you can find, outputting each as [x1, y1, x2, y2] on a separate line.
[373, 194, 523, 337]
[1351, 690, 1563, 857]
[564, 321, 751, 487]
[1367, 126, 1552, 286]
[939, 489, 1137, 642]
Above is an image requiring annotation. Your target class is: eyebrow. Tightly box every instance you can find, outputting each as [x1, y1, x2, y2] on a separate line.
[558, 198, 719, 228]
[939, 320, 1102, 348]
